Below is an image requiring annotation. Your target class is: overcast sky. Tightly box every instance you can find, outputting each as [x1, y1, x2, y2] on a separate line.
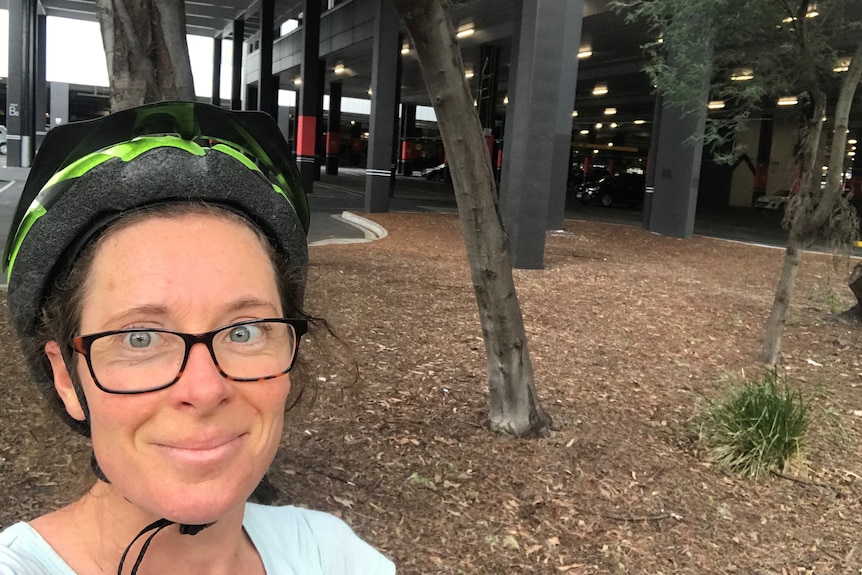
[0, 10, 235, 98]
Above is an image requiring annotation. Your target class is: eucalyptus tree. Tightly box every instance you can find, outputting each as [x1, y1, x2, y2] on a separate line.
[389, 0, 553, 436]
[95, 0, 195, 111]
[614, 0, 862, 365]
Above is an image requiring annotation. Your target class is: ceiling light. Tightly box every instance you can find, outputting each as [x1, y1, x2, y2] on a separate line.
[608, 142, 614, 147]
[571, 110, 578, 117]
[367, 87, 373, 95]
[777, 96, 798, 106]
[707, 100, 726, 110]
[401, 44, 410, 55]
[293, 77, 302, 85]
[578, 48, 592, 59]
[593, 149, 600, 154]
[503, 95, 509, 105]
[806, 5, 819, 17]
[610, 122, 618, 128]
[633, 119, 646, 125]
[465, 70, 474, 79]
[579, 129, 589, 135]
[604, 107, 617, 115]
[334, 63, 345, 74]
[730, 69, 754, 81]
[782, 16, 795, 23]
[834, 58, 850, 73]
[592, 83, 608, 96]
[456, 27, 475, 39]
[595, 122, 603, 129]
[849, 151, 856, 157]
[849, 139, 858, 145]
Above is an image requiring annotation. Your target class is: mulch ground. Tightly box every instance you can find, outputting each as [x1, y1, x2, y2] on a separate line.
[1, 212, 861, 574]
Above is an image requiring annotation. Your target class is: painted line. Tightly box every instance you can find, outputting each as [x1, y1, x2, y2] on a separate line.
[0, 181, 15, 196]
[365, 169, 391, 177]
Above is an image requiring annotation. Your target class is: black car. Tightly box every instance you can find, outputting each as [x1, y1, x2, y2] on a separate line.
[576, 173, 646, 207]
[422, 162, 449, 182]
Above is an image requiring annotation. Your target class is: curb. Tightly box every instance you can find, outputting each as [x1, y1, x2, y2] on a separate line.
[308, 211, 389, 246]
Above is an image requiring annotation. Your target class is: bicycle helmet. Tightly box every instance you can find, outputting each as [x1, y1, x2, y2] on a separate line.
[4, 101, 310, 436]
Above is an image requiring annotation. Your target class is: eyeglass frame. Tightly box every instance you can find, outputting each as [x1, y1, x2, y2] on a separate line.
[71, 318, 309, 395]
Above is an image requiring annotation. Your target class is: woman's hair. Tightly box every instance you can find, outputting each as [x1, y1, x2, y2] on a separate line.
[37, 202, 311, 429]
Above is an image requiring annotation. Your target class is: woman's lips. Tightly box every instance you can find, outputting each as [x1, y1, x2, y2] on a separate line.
[153, 434, 246, 466]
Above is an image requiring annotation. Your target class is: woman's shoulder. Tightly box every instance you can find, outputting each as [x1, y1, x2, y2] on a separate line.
[243, 503, 395, 575]
[0, 522, 76, 575]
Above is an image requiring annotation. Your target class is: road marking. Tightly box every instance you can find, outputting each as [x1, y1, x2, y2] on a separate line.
[0, 181, 15, 196]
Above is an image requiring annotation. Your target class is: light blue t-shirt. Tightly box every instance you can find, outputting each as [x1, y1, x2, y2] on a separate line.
[0, 502, 395, 574]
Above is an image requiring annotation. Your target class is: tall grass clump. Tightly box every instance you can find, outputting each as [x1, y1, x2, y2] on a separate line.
[701, 370, 810, 479]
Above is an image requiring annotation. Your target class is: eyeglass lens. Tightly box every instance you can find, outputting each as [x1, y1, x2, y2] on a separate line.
[86, 320, 297, 393]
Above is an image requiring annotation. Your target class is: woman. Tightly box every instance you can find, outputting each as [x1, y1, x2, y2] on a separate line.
[0, 102, 395, 575]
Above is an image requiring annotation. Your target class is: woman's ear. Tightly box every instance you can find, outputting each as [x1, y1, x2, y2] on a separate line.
[44, 341, 86, 422]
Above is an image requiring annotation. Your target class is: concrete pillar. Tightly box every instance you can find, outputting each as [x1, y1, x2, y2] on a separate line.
[643, 95, 662, 229]
[49, 82, 69, 127]
[326, 81, 343, 175]
[754, 113, 774, 200]
[398, 103, 417, 176]
[315, 59, 327, 180]
[35, 14, 47, 150]
[364, 0, 399, 213]
[499, 0, 583, 268]
[546, 2, 581, 231]
[258, 0, 277, 117]
[7, 0, 37, 167]
[231, 18, 245, 110]
[212, 37, 222, 106]
[649, 102, 709, 237]
[297, 0, 322, 194]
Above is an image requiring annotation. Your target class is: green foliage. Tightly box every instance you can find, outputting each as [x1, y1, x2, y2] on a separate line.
[700, 370, 810, 479]
[611, 0, 862, 159]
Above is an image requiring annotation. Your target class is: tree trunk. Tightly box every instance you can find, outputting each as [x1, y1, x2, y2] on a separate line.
[761, 39, 862, 364]
[847, 262, 862, 317]
[389, 0, 552, 437]
[95, 0, 195, 112]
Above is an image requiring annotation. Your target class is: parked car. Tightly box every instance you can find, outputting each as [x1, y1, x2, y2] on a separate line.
[754, 189, 790, 214]
[0, 125, 7, 155]
[576, 173, 645, 207]
[422, 162, 449, 182]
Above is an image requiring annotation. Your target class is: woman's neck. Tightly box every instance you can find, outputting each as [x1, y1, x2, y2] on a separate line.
[30, 482, 263, 575]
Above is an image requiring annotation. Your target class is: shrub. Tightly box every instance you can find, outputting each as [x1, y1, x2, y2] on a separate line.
[701, 370, 810, 479]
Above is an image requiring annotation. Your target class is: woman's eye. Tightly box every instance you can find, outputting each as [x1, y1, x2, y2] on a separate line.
[228, 325, 261, 343]
[124, 331, 157, 348]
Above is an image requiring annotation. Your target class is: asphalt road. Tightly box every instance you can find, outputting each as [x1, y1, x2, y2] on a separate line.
[1, 160, 858, 291]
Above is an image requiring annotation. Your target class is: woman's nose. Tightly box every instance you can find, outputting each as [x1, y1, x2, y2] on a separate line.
[170, 342, 232, 410]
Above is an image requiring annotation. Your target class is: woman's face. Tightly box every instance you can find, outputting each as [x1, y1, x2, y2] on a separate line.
[47, 212, 291, 525]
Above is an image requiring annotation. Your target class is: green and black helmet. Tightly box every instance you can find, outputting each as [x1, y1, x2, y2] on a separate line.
[4, 101, 310, 421]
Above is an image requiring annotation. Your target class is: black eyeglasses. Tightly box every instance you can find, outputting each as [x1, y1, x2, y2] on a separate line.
[72, 318, 308, 394]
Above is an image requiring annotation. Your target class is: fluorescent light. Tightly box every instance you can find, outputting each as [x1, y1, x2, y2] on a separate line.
[834, 58, 850, 73]
[849, 139, 858, 145]
[456, 27, 475, 39]
[592, 83, 608, 96]
[293, 77, 302, 85]
[595, 122, 603, 129]
[367, 87, 373, 95]
[578, 48, 592, 59]
[806, 5, 819, 17]
[633, 119, 646, 125]
[579, 129, 589, 135]
[849, 151, 856, 157]
[730, 70, 754, 81]
[777, 96, 798, 106]
[503, 95, 509, 105]
[604, 107, 617, 115]
[464, 70, 474, 79]
[334, 63, 345, 74]
[608, 142, 614, 147]
[610, 123, 618, 128]
[571, 110, 578, 117]
[401, 44, 410, 55]
[707, 100, 726, 110]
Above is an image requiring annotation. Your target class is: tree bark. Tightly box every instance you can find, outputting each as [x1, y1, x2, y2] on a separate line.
[95, 0, 195, 112]
[389, 0, 552, 437]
